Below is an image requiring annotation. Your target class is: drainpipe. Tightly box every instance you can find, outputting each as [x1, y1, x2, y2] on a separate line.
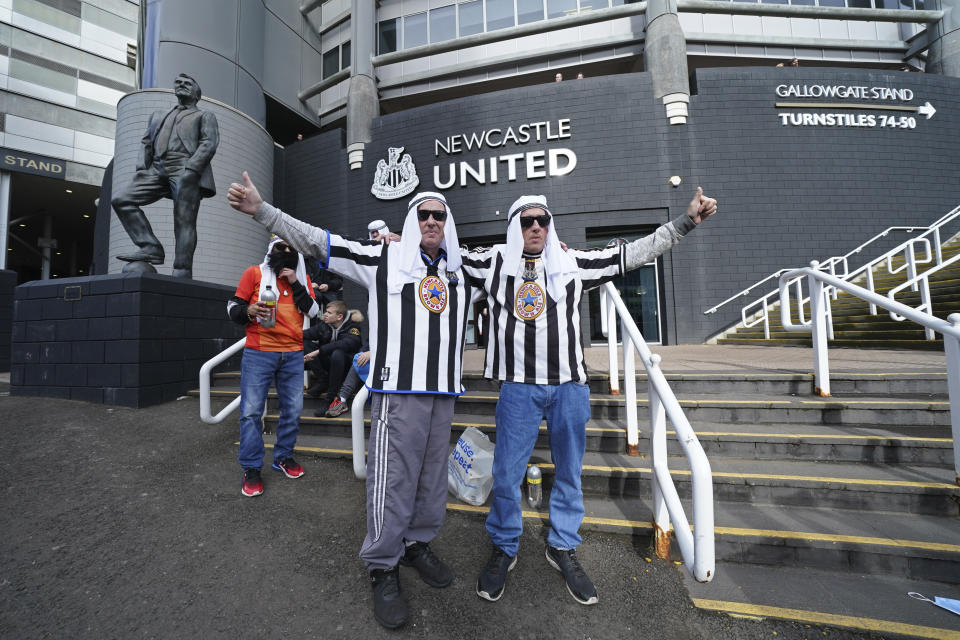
[346, 0, 379, 169]
[644, 0, 690, 124]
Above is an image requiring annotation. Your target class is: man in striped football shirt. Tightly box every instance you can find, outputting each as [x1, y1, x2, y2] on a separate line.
[464, 188, 717, 606]
[228, 172, 483, 630]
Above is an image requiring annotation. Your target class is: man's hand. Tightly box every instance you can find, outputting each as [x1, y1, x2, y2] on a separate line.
[247, 301, 268, 321]
[686, 186, 718, 225]
[227, 171, 264, 215]
[356, 351, 370, 366]
[317, 283, 329, 292]
[304, 350, 319, 362]
[279, 267, 297, 284]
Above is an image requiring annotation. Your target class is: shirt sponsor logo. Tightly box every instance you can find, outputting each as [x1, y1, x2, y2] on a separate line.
[515, 281, 545, 320]
[419, 275, 447, 313]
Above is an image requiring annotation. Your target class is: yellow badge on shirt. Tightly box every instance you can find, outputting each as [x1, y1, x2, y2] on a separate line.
[419, 275, 447, 313]
[515, 281, 545, 320]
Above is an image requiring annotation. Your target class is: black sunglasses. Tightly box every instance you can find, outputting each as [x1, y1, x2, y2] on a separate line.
[272, 243, 292, 252]
[519, 213, 551, 229]
[417, 209, 447, 222]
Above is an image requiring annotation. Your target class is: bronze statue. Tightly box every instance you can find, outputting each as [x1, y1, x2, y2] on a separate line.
[112, 73, 219, 278]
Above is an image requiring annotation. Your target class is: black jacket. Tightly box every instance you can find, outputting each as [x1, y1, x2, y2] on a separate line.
[303, 313, 362, 356]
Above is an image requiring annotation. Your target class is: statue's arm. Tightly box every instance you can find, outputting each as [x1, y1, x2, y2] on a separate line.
[136, 113, 155, 171]
[187, 111, 219, 174]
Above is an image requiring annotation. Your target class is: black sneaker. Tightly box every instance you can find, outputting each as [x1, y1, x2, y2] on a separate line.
[476, 545, 517, 602]
[545, 545, 598, 605]
[400, 541, 452, 588]
[370, 566, 408, 629]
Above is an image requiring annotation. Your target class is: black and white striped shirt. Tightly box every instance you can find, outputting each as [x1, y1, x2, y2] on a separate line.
[254, 203, 481, 395]
[460, 219, 690, 385]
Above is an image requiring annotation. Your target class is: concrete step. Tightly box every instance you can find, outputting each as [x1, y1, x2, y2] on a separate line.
[209, 369, 950, 396]
[206, 368, 947, 396]
[716, 337, 947, 350]
[274, 435, 960, 584]
[279, 434, 960, 516]
[197, 386, 952, 427]
[283, 411, 954, 466]
[448, 391, 952, 427]
[683, 564, 960, 639]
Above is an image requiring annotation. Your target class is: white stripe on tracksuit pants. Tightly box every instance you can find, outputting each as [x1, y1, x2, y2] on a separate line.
[359, 391, 457, 570]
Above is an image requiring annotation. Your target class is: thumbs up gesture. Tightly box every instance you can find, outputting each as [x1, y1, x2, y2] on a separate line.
[227, 171, 264, 216]
[686, 186, 718, 225]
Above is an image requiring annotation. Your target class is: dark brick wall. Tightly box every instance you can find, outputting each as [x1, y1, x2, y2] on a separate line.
[276, 68, 960, 344]
[0, 269, 16, 372]
[10, 273, 245, 407]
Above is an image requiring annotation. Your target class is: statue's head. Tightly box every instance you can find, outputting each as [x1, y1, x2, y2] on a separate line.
[174, 73, 201, 105]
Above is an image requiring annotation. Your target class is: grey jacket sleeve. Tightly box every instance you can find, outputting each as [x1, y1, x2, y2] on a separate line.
[623, 214, 697, 272]
[253, 202, 331, 263]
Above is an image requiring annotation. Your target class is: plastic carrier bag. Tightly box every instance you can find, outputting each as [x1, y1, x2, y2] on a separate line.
[447, 427, 495, 506]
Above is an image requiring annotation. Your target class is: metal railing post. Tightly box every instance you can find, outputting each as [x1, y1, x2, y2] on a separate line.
[907, 244, 919, 292]
[199, 337, 246, 424]
[808, 262, 832, 397]
[351, 385, 370, 479]
[607, 291, 620, 395]
[621, 316, 640, 456]
[648, 365, 671, 559]
[944, 314, 960, 485]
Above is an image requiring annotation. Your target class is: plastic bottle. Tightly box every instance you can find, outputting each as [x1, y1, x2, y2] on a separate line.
[526, 464, 542, 509]
[260, 285, 277, 329]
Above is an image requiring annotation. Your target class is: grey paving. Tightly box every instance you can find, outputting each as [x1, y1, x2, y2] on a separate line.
[0, 388, 885, 640]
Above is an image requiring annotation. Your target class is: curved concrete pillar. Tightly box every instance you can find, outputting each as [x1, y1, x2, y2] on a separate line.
[141, 0, 267, 124]
[644, 0, 691, 124]
[109, 91, 275, 286]
[925, 0, 960, 77]
[347, 0, 380, 169]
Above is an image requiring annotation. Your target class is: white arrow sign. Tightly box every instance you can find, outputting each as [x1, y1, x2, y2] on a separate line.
[917, 101, 936, 119]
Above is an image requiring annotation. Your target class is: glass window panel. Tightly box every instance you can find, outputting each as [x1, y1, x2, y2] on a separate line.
[761, 0, 788, 5]
[486, 0, 515, 30]
[404, 12, 428, 49]
[547, 0, 577, 19]
[459, 0, 484, 35]
[322, 47, 339, 78]
[518, 0, 544, 22]
[847, 0, 872, 6]
[430, 5, 456, 42]
[817, 0, 844, 6]
[341, 40, 351, 68]
[791, 0, 815, 5]
[377, 19, 399, 54]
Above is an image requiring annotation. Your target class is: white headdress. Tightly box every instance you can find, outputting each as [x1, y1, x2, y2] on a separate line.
[503, 195, 577, 299]
[258, 235, 308, 299]
[388, 191, 461, 294]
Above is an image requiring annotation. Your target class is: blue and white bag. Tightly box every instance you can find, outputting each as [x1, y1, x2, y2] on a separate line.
[447, 427, 495, 506]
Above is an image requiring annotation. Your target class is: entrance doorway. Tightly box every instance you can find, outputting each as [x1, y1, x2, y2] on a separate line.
[2, 172, 98, 283]
[586, 228, 663, 344]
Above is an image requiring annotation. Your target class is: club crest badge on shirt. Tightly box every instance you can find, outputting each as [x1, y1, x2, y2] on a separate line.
[515, 281, 545, 320]
[419, 275, 447, 313]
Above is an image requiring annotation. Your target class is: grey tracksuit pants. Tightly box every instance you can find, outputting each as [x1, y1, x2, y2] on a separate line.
[359, 391, 456, 571]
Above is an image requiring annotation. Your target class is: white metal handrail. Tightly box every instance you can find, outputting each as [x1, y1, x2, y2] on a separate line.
[705, 205, 960, 337]
[601, 282, 715, 582]
[778, 262, 960, 482]
[199, 337, 246, 424]
[351, 384, 369, 479]
[887, 251, 960, 340]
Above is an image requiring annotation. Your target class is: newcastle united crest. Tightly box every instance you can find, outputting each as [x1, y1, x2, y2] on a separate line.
[371, 146, 419, 200]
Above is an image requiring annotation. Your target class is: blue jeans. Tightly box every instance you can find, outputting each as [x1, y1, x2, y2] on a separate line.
[238, 347, 304, 470]
[485, 381, 591, 556]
